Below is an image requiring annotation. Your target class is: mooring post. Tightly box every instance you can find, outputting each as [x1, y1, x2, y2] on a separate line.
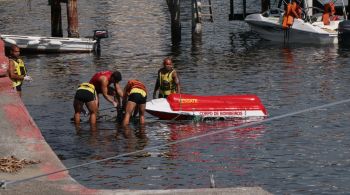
[50, 0, 63, 37]
[167, 0, 181, 44]
[306, 0, 313, 16]
[66, 0, 79, 38]
[261, 0, 270, 13]
[345, 0, 350, 18]
[229, 0, 234, 20]
[243, 0, 246, 18]
[192, 0, 202, 37]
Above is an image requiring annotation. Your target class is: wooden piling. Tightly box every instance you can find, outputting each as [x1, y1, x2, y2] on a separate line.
[229, 0, 235, 20]
[261, 0, 270, 13]
[167, 0, 181, 44]
[242, 0, 246, 18]
[50, 0, 63, 37]
[66, 0, 79, 38]
[192, 0, 202, 37]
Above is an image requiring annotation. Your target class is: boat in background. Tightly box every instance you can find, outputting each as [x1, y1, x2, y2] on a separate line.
[0, 30, 108, 53]
[245, 0, 347, 44]
[146, 94, 268, 120]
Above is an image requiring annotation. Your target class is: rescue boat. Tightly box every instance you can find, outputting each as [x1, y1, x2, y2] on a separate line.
[146, 94, 268, 120]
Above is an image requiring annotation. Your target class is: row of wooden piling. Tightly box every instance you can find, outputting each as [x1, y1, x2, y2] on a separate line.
[49, 0, 271, 43]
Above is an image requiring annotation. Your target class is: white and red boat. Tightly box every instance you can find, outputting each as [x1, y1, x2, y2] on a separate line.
[146, 94, 268, 120]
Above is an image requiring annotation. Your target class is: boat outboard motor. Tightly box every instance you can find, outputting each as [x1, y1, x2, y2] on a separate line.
[93, 30, 109, 54]
[338, 21, 350, 45]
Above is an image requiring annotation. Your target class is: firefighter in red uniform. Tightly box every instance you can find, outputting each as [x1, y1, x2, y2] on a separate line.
[89, 70, 123, 110]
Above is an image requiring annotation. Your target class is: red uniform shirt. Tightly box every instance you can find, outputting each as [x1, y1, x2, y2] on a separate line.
[89, 71, 113, 94]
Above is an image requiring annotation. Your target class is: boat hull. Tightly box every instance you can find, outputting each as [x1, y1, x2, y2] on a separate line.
[245, 13, 339, 44]
[146, 94, 268, 120]
[1, 34, 97, 53]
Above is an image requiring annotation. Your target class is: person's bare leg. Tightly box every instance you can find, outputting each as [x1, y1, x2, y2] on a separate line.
[73, 99, 83, 127]
[122, 101, 136, 126]
[133, 105, 139, 117]
[138, 104, 146, 124]
[86, 100, 98, 130]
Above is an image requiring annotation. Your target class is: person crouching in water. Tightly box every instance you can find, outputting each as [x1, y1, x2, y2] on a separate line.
[73, 82, 98, 130]
[122, 80, 147, 126]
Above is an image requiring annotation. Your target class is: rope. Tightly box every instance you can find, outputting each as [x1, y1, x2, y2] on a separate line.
[2, 98, 350, 188]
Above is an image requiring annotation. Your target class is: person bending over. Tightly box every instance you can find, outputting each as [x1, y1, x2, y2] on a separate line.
[89, 70, 123, 110]
[122, 79, 147, 126]
[73, 82, 98, 130]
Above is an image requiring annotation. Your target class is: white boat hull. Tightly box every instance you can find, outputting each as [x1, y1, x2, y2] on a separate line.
[1, 34, 97, 53]
[245, 13, 340, 44]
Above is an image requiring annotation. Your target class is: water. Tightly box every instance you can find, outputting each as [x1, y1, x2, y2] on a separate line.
[2, 0, 350, 194]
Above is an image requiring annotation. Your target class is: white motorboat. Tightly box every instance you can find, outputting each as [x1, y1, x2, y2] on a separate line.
[245, 1, 346, 44]
[0, 30, 108, 53]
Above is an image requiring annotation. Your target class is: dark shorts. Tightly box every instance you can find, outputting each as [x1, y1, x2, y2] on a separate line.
[75, 89, 95, 103]
[15, 84, 22, 92]
[128, 93, 147, 104]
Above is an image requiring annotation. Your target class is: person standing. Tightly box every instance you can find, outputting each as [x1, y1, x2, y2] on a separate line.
[122, 79, 147, 126]
[89, 70, 123, 109]
[73, 82, 98, 130]
[8, 45, 32, 97]
[153, 57, 180, 99]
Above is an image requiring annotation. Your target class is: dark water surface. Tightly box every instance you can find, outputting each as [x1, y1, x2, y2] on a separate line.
[2, 0, 350, 194]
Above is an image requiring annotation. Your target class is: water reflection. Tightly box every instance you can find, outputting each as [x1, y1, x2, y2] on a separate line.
[73, 122, 149, 161]
[119, 125, 148, 153]
[163, 120, 265, 166]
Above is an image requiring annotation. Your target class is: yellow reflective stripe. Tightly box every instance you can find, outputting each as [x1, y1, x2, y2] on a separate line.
[78, 83, 96, 94]
[130, 88, 146, 97]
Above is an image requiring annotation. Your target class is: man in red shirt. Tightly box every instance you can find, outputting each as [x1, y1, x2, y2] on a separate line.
[89, 70, 123, 109]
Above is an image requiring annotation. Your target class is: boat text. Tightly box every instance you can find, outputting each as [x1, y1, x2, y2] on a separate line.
[180, 99, 198, 103]
[199, 111, 243, 116]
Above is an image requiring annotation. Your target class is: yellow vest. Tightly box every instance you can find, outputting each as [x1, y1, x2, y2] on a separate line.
[10, 58, 26, 87]
[77, 83, 96, 95]
[159, 70, 176, 96]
